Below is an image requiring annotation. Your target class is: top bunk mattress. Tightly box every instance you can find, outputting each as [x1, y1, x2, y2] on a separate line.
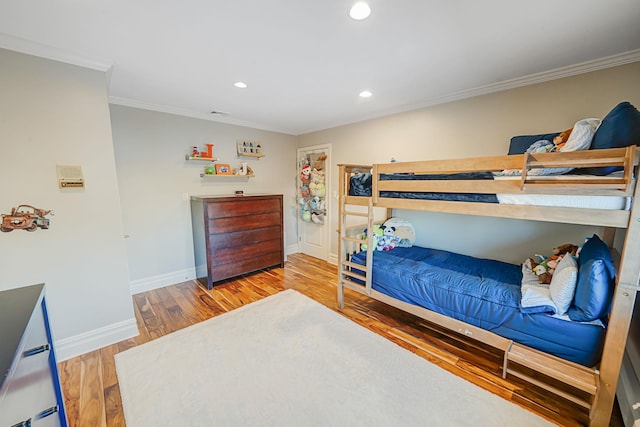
[350, 246, 605, 366]
[348, 172, 631, 210]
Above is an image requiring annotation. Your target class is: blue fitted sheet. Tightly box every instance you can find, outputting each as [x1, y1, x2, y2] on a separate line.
[350, 246, 605, 366]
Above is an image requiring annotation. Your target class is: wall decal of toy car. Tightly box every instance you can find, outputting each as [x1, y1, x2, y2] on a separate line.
[1, 205, 53, 232]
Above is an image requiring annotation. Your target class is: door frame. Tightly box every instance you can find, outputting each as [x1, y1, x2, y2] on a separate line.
[296, 143, 331, 261]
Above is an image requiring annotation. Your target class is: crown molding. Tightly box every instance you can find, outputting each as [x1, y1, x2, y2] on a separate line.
[422, 49, 640, 107]
[396, 49, 640, 119]
[108, 96, 296, 135]
[0, 32, 112, 73]
[299, 49, 640, 135]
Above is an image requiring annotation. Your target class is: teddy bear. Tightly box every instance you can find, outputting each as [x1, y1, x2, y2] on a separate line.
[552, 243, 579, 257]
[553, 128, 574, 151]
[311, 168, 325, 184]
[526, 243, 578, 284]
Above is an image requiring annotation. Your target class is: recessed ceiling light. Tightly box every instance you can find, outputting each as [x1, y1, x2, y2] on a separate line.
[234, 82, 247, 88]
[350, 2, 371, 20]
[359, 90, 373, 98]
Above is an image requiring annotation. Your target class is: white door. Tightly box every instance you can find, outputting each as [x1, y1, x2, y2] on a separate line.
[297, 144, 331, 261]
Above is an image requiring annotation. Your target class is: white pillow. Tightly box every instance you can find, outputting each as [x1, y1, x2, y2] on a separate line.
[549, 254, 579, 315]
[560, 118, 601, 152]
[382, 218, 415, 247]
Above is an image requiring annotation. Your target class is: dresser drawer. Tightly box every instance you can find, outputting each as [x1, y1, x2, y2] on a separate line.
[209, 212, 281, 234]
[210, 252, 283, 282]
[210, 238, 282, 266]
[206, 198, 280, 218]
[209, 225, 281, 251]
[0, 289, 64, 427]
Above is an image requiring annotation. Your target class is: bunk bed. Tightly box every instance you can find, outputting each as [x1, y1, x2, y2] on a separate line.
[337, 145, 640, 427]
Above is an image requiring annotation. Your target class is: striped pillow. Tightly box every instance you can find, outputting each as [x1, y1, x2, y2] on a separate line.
[549, 254, 578, 315]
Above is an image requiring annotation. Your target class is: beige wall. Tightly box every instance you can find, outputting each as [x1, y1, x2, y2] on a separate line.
[299, 62, 640, 263]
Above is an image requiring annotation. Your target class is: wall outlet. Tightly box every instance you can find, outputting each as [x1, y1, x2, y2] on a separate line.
[182, 192, 190, 201]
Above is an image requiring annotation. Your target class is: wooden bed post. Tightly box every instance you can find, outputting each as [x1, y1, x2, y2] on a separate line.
[337, 164, 346, 309]
[590, 175, 640, 426]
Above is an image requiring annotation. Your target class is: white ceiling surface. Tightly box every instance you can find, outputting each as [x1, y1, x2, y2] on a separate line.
[0, 1, 639, 135]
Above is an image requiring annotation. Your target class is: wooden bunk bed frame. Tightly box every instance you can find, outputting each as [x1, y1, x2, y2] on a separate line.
[337, 146, 640, 427]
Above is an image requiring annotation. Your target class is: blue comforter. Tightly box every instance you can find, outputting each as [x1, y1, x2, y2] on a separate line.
[350, 246, 605, 366]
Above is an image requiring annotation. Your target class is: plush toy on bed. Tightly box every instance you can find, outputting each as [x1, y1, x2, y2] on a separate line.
[382, 218, 415, 247]
[361, 225, 383, 251]
[553, 128, 574, 151]
[526, 243, 579, 284]
[380, 225, 400, 251]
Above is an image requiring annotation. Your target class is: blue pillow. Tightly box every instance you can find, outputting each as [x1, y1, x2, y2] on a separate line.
[582, 101, 640, 175]
[508, 132, 560, 155]
[568, 235, 615, 322]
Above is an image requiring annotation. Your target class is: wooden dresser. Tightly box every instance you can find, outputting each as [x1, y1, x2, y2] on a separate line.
[0, 284, 68, 427]
[190, 194, 284, 289]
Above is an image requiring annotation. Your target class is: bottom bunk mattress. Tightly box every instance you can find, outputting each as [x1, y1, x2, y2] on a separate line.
[350, 246, 605, 367]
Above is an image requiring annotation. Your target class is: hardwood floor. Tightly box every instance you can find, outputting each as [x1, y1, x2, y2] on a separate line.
[58, 253, 623, 426]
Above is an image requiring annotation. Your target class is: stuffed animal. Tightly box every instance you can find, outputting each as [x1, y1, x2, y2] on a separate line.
[311, 168, 325, 184]
[361, 225, 383, 251]
[380, 225, 400, 251]
[552, 243, 579, 257]
[311, 212, 325, 224]
[382, 218, 415, 247]
[526, 243, 578, 284]
[300, 164, 311, 183]
[553, 128, 574, 151]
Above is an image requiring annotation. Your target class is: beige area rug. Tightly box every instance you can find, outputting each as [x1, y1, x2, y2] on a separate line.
[115, 289, 555, 426]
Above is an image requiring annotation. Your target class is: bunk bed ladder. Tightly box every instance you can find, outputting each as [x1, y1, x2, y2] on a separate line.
[338, 165, 374, 309]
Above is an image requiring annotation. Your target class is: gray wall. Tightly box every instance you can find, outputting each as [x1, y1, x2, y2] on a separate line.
[0, 48, 136, 359]
[299, 62, 640, 264]
[109, 105, 298, 291]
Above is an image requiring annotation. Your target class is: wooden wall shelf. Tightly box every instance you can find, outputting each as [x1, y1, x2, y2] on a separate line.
[238, 153, 265, 159]
[200, 173, 255, 178]
[186, 155, 218, 162]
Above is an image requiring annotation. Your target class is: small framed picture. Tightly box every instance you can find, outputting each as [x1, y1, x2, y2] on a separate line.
[215, 163, 231, 175]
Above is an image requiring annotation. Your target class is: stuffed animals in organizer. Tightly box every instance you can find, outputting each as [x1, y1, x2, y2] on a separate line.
[298, 154, 327, 224]
[525, 243, 579, 284]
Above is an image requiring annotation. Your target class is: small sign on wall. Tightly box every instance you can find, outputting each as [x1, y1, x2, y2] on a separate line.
[56, 164, 85, 189]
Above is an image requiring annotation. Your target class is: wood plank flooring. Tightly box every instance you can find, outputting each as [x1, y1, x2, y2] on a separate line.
[57, 253, 623, 426]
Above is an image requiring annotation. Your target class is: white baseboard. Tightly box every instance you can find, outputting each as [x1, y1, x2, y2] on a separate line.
[328, 252, 338, 265]
[286, 244, 300, 256]
[55, 317, 139, 361]
[130, 267, 196, 295]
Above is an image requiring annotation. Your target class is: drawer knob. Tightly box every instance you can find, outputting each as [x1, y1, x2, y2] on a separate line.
[11, 419, 31, 427]
[23, 343, 50, 357]
[36, 405, 59, 419]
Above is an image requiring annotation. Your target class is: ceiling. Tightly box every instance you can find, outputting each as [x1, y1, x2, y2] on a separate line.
[0, 1, 639, 135]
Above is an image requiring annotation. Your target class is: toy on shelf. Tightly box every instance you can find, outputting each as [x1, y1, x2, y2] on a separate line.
[186, 144, 217, 161]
